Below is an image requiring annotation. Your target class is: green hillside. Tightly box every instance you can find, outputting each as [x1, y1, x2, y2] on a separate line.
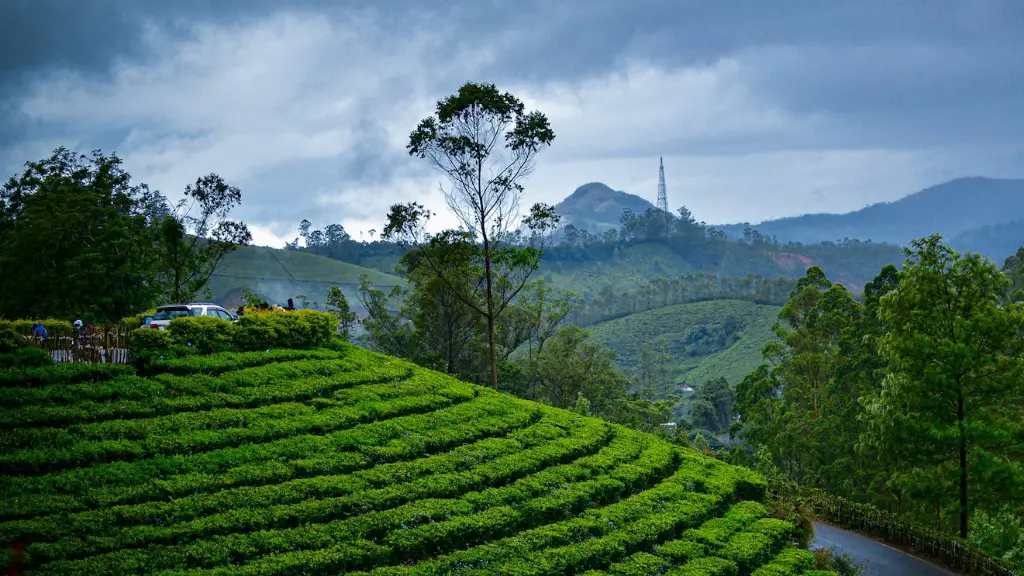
[0, 344, 831, 575]
[208, 245, 405, 308]
[588, 300, 780, 388]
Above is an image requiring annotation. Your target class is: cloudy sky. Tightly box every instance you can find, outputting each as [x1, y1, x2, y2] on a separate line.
[2, 0, 1022, 247]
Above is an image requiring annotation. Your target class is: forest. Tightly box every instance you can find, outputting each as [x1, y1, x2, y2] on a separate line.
[731, 240, 1024, 568]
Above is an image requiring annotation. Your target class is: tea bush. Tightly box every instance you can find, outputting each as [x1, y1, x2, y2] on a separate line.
[0, 342, 833, 575]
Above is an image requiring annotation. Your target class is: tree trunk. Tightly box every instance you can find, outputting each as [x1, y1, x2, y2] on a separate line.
[957, 386, 969, 539]
[480, 214, 498, 390]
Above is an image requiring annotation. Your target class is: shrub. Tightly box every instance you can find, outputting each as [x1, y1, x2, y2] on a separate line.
[121, 309, 157, 331]
[168, 316, 234, 354]
[127, 311, 338, 363]
[3, 318, 74, 334]
[0, 322, 23, 353]
[233, 310, 336, 351]
[0, 347, 54, 368]
[812, 546, 864, 576]
[130, 327, 188, 368]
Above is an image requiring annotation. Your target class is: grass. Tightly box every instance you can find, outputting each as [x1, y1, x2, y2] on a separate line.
[588, 300, 780, 388]
[0, 344, 832, 575]
[205, 245, 405, 309]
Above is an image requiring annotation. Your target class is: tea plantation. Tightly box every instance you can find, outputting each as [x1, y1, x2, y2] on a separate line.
[0, 344, 836, 575]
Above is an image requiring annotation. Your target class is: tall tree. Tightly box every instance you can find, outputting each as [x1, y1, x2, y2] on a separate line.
[396, 81, 559, 389]
[325, 286, 358, 340]
[0, 147, 164, 321]
[158, 173, 251, 303]
[1003, 246, 1024, 302]
[862, 235, 1024, 538]
[401, 239, 484, 377]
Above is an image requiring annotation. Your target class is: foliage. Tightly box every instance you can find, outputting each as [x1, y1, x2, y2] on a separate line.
[156, 173, 252, 303]
[588, 300, 780, 389]
[690, 378, 735, 433]
[325, 285, 357, 339]
[734, 233, 1024, 563]
[530, 325, 629, 413]
[1003, 246, 1024, 302]
[0, 347, 54, 369]
[968, 508, 1024, 571]
[0, 343, 831, 575]
[0, 147, 166, 321]
[862, 234, 1024, 538]
[811, 546, 865, 576]
[392, 81, 559, 389]
[355, 274, 413, 359]
[129, 310, 337, 365]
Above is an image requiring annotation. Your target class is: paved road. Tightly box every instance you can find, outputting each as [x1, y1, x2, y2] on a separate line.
[812, 522, 957, 576]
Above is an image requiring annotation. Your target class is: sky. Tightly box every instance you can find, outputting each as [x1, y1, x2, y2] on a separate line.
[2, 0, 1023, 247]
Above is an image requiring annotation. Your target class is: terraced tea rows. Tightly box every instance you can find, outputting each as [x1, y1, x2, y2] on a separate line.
[0, 344, 834, 575]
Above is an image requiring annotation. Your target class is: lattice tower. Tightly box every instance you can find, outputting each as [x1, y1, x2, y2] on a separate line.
[656, 157, 668, 213]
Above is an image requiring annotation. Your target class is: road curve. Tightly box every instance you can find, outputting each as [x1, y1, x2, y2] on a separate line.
[812, 521, 957, 576]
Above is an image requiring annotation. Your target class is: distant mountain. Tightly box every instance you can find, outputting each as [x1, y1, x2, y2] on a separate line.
[716, 177, 1024, 251]
[949, 220, 1024, 264]
[554, 182, 656, 232]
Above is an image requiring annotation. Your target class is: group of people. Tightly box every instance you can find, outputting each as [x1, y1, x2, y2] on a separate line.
[30, 318, 93, 343]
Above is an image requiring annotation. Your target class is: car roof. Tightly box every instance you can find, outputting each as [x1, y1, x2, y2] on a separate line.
[157, 303, 224, 310]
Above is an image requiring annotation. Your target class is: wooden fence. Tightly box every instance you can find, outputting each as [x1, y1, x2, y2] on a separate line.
[772, 484, 1018, 576]
[18, 325, 134, 364]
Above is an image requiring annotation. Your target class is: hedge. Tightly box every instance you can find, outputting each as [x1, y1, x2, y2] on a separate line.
[129, 310, 337, 365]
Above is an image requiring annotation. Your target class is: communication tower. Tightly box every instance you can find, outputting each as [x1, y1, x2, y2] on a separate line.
[656, 157, 668, 213]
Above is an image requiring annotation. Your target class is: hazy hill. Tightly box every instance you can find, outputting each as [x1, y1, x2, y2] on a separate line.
[716, 177, 1024, 250]
[0, 343, 814, 574]
[948, 220, 1024, 263]
[554, 182, 657, 232]
[208, 245, 405, 312]
[588, 300, 780, 390]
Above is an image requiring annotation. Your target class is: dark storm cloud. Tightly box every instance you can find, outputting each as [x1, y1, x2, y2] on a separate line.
[2, 0, 1022, 237]
[5, 0, 1022, 147]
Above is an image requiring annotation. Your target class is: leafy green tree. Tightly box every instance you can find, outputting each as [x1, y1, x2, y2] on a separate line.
[400, 238, 484, 377]
[734, 266, 880, 497]
[862, 235, 1024, 538]
[635, 343, 674, 397]
[690, 377, 735, 433]
[507, 280, 576, 399]
[157, 173, 251, 303]
[571, 391, 592, 417]
[393, 81, 559, 389]
[1003, 246, 1024, 302]
[326, 286, 357, 340]
[0, 147, 164, 321]
[355, 274, 412, 358]
[533, 325, 628, 412]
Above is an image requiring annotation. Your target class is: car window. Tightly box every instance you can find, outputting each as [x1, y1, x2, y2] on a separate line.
[216, 310, 231, 319]
[191, 308, 205, 316]
[152, 308, 191, 321]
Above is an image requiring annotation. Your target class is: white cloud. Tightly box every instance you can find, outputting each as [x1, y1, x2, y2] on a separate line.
[8, 6, 1023, 244]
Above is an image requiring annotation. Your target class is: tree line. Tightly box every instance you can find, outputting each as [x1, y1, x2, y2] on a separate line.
[0, 148, 252, 322]
[731, 235, 1024, 567]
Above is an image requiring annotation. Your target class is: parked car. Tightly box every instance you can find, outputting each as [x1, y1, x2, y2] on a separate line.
[146, 303, 238, 330]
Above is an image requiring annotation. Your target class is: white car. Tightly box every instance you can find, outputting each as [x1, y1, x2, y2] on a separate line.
[146, 303, 237, 330]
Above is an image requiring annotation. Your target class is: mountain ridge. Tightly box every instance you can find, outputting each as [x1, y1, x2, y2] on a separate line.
[713, 176, 1024, 252]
